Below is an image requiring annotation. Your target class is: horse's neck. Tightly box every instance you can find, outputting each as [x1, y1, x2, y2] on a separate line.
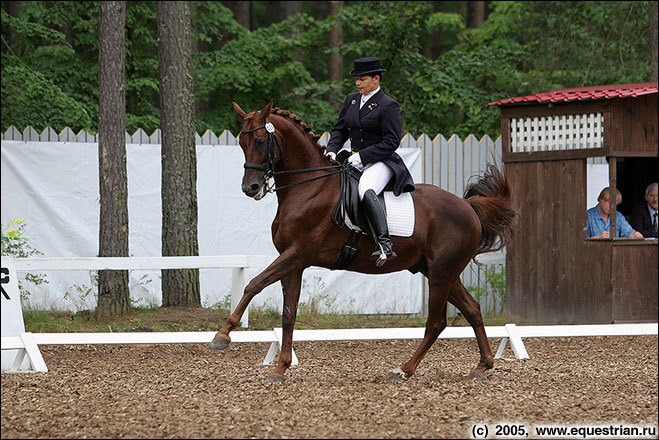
[274, 124, 337, 203]
[275, 120, 326, 173]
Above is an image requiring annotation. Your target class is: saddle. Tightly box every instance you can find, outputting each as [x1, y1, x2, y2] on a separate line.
[330, 151, 386, 269]
[331, 161, 386, 234]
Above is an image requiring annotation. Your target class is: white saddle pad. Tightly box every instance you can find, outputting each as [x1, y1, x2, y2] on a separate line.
[344, 191, 415, 237]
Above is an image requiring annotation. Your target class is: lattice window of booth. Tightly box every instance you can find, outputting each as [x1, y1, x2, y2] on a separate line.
[510, 113, 603, 153]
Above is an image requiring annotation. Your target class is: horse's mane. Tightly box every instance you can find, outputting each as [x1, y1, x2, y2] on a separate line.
[271, 107, 323, 149]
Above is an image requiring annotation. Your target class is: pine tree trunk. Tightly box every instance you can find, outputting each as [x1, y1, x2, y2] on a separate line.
[234, 1, 251, 29]
[278, 1, 302, 22]
[649, 2, 658, 82]
[157, 1, 201, 308]
[468, 1, 485, 28]
[1, 2, 23, 51]
[97, 0, 130, 318]
[328, 1, 343, 82]
[429, 1, 444, 60]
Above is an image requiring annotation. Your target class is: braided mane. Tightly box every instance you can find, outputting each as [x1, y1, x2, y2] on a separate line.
[271, 107, 322, 148]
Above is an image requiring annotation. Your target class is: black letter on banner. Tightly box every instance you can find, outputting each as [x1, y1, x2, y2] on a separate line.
[1, 267, 10, 299]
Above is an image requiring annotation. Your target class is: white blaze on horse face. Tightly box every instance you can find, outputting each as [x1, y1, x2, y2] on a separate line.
[253, 184, 266, 200]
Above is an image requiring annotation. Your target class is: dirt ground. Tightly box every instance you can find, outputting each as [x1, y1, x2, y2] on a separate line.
[2, 335, 657, 439]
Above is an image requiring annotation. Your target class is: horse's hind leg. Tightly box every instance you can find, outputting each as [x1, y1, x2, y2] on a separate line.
[388, 276, 450, 381]
[266, 269, 303, 383]
[449, 280, 494, 379]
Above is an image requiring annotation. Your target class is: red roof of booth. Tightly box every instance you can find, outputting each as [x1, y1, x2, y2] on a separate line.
[486, 82, 658, 107]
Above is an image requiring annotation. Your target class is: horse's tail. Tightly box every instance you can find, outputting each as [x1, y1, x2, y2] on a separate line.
[464, 163, 517, 255]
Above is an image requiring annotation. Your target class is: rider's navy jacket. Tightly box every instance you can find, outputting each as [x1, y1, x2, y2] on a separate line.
[327, 90, 415, 196]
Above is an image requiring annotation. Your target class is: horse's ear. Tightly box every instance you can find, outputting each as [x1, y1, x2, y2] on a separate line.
[233, 102, 247, 121]
[261, 99, 274, 118]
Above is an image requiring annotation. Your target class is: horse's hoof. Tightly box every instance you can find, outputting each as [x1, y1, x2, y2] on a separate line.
[265, 374, 285, 384]
[386, 367, 408, 382]
[467, 371, 487, 381]
[209, 334, 231, 351]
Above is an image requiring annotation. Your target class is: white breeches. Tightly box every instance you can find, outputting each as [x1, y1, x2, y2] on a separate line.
[358, 161, 394, 200]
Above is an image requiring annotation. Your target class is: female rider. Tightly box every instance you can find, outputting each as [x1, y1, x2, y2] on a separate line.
[325, 57, 415, 266]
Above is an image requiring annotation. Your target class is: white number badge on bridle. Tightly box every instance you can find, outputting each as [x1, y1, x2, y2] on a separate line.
[265, 122, 275, 133]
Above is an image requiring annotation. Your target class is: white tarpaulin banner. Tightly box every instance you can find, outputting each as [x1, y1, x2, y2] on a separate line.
[1, 140, 424, 314]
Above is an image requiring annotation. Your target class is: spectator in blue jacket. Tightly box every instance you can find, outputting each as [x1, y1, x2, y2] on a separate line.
[587, 187, 643, 239]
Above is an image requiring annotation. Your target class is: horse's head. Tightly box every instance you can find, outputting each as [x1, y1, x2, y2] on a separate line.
[233, 99, 281, 200]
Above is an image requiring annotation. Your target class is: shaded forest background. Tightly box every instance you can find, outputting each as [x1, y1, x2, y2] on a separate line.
[2, 1, 657, 139]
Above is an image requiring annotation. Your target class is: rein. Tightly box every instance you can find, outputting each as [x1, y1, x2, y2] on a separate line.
[240, 120, 345, 193]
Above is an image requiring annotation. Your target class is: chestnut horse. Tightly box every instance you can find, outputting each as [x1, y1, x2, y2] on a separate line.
[211, 100, 515, 383]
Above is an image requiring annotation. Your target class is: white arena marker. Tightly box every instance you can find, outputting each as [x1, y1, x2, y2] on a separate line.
[263, 328, 298, 366]
[1, 256, 47, 373]
[494, 323, 530, 360]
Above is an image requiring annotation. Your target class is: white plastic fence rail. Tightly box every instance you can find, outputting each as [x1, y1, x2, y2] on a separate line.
[13, 256, 277, 329]
[2, 323, 656, 374]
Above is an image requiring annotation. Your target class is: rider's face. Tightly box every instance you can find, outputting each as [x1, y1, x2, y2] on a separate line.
[355, 75, 380, 95]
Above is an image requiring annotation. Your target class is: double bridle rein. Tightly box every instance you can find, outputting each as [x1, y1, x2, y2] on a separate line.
[240, 119, 345, 193]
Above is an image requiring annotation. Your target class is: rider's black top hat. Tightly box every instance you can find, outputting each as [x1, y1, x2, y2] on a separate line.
[350, 57, 386, 76]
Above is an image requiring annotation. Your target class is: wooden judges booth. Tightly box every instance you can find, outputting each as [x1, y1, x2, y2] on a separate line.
[488, 83, 658, 324]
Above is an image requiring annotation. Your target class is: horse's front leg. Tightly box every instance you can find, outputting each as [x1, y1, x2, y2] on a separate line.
[210, 248, 304, 351]
[266, 269, 303, 383]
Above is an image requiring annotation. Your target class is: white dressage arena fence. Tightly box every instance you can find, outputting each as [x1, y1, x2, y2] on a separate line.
[2, 255, 657, 373]
[3, 323, 657, 374]
[11, 255, 276, 329]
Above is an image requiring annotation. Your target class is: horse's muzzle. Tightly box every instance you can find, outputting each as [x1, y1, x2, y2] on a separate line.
[242, 181, 266, 200]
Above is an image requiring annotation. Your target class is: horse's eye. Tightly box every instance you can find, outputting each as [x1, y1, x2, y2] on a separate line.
[254, 138, 267, 153]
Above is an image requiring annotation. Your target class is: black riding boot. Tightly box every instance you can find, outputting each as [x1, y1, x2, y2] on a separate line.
[362, 189, 397, 267]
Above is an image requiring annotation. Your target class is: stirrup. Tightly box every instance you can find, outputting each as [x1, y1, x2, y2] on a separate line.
[376, 252, 387, 267]
[370, 244, 397, 267]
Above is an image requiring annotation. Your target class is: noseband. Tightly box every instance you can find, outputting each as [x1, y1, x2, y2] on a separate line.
[241, 121, 283, 180]
[240, 119, 344, 193]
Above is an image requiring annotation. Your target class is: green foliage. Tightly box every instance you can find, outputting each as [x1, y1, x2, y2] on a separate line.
[1, 1, 655, 138]
[194, 11, 334, 134]
[466, 264, 507, 315]
[1, 8, 66, 42]
[299, 276, 338, 315]
[485, 264, 506, 313]
[426, 12, 465, 33]
[1, 218, 27, 254]
[1, 63, 94, 132]
[458, 1, 655, 98]
[124, 2, 159, 133]
[1, 219, 49, 302]
[63, 271, 98, 312]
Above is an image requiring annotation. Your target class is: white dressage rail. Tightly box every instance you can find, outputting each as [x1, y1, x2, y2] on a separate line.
[2, 323, 656, 373]
[12, 255, 277, 328]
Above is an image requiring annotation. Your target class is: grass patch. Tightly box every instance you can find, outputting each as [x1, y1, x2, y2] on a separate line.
[21, 309, 80, 333]
[22, 304, 509, 333]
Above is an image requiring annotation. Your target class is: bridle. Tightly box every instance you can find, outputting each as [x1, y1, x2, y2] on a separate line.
[241, 121, 283, 178]
[240, 119, 345, 193]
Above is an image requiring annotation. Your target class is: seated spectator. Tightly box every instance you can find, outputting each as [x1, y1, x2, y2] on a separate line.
[587, 187, 643, 239]
[630, 182, 658, 238]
